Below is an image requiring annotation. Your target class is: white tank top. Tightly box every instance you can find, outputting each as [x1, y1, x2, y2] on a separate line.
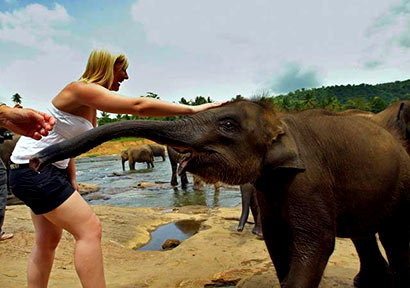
[11, 105, 94, 169]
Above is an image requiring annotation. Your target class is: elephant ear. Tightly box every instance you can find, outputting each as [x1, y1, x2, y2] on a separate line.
[397, 102, 410, 139]
[264, 124, 305, 171]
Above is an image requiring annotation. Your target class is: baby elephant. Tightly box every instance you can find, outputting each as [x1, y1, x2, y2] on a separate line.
[120, 145, 154, 170]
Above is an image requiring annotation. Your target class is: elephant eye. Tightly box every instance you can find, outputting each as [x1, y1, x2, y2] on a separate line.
[219, 119, 237, 133]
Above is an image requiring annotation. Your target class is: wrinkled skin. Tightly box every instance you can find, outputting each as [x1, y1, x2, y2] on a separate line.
[148, 144, 166, 161]
[237, 183, 262, 237]
[167, 146, 189, 188]
[30, 100, 410, 288]
[120, 145, 154, 170]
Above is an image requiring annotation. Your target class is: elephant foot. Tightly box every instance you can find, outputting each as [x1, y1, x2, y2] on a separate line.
[252, 226, 263, 239]
[353, 267, 392, 288]
[237, 225, 244, 232]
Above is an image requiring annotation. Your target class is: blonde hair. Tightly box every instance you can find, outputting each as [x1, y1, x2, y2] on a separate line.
[114, 53, 129, 71]
[79, 49, 128, 88]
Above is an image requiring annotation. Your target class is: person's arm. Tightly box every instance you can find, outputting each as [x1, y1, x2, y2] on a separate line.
[0, 104, 55, 140]
[74, 83, 223, 117]
[67, 158, 79, 192]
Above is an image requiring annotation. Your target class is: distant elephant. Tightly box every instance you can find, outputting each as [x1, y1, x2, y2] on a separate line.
[31, 99, 410, 288]
[167, 146, 188, 188]
[148, 144, 166, 161]
[237, 183, 262, 237]
[120, 145, 154, 170]
[0, 133, 20, 169]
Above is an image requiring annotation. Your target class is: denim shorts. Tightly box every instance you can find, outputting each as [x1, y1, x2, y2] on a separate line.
[9, 164, 75, 215]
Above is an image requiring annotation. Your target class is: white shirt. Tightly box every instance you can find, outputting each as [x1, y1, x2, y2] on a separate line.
[11, 104, 94, 169]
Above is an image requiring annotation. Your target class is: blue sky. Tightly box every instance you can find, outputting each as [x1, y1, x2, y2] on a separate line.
[1, 0, 410, 113]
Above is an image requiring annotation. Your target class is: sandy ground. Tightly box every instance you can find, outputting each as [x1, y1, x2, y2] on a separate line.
[0, 205, 361, 288]
[0, 140, 363, 287]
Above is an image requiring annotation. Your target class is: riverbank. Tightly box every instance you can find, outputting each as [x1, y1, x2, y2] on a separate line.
[78, 138, 155, 158]
[0, 204, 360, 287]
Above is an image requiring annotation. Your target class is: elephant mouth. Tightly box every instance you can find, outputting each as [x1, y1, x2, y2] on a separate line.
[173, 146, 217, 176]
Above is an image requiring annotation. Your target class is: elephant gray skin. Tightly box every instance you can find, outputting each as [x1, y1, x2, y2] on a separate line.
[167, 146, 189, 188]
[237, 183, 262, 237]
[120, 145, 154, 170]
[30, 99, 410, 288]
[341, 100, 410, 287]
[148, 144, 166, 161]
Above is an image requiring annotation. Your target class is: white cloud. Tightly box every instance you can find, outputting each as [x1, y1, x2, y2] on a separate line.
[267, 63, 323, 94]
[0, 3, 82, 112]
[130, 0, 401, 95]
[0, 3, 72, 52]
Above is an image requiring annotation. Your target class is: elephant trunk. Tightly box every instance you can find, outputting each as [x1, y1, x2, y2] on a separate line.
[30, 119, 194, 171]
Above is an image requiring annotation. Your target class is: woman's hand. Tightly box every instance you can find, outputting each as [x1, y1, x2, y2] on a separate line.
[191, 101, 227, 113]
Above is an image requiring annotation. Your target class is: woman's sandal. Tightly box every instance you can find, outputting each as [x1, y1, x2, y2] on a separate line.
[0, 232, 13, 241]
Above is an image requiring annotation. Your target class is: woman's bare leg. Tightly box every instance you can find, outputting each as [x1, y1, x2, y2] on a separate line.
[44, 191, 105, 288]
[28, 212, 62, 288]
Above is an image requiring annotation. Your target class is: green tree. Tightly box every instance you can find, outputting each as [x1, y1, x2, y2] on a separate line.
[146, 92, 159, 99]
[12, 93, 22, 105]
[369, 96, 387, 113]
[98, 111, 115, 126]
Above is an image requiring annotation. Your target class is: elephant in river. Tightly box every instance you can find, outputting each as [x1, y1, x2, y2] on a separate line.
[167, 146, 189, 188]
[120, 145, 154, 170]
[147, 144, 166, 161]
[30, 99, 410, 288]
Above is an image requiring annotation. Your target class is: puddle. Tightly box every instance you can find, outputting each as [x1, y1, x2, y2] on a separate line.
[137, 219, 202, 251]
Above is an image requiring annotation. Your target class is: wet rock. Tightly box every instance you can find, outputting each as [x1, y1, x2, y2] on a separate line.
[78, 183, 100, 195]
[137, 181, 158, 188]
[162, 238, 181, 250]
[86, 193, 106, 201]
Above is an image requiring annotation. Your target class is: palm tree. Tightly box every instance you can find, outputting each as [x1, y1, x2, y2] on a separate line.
[12, 93, 22, 105]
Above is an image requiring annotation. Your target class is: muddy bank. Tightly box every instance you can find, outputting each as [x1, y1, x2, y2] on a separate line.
[0, 205, 359, 287]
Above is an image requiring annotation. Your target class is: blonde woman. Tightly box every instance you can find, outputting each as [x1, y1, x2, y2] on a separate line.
[9, 49, 221, 288]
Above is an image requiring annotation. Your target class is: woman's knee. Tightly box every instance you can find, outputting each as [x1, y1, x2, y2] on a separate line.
[76, 214, 102, 242]
[35, 230, 62, 251]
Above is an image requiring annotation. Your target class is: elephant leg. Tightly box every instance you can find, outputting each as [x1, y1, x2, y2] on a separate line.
[122, 160, 126, 171]
[282, 231, 335, 288]
[170, 164, 178, 186]
[146, 162, 150, 169]
[257, 189, 334, 287]
[129, 159, 135, 170]
[237, 184, 251, 232]
[249, 189, 262, 237]
[351, 235, 391, 288]
[378, 216, 409, 288]
[180, 171, 188, 188]
[256, 191, 291, 282]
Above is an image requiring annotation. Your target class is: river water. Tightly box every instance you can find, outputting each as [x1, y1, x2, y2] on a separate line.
[75, 155, 241, 208]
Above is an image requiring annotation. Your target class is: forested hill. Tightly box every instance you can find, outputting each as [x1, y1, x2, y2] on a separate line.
[277, 79, 410, 103]
[269, 78, 410, 113]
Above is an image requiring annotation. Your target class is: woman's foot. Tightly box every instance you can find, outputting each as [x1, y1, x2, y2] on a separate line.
[0, 232, 13, 241]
